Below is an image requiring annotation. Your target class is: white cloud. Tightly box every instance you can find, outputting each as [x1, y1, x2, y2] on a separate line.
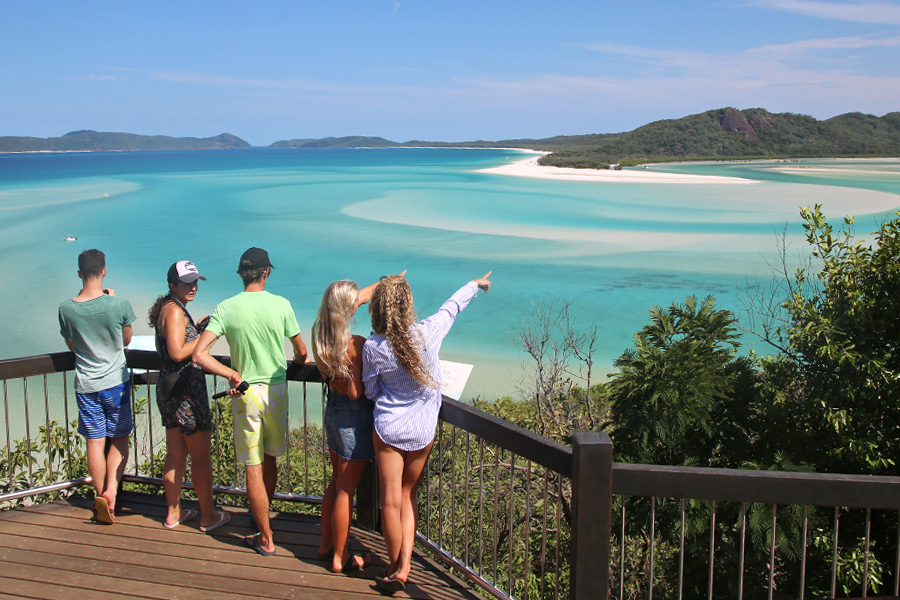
[752, 35, 900, 54]
[65, 74, 121, 82]
[580, 33, 900, 79]
[750, 0, 900, 24]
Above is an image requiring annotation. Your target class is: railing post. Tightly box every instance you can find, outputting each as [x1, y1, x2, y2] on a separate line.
[571, 431, 613, 600]
[355, 459, 379, 531]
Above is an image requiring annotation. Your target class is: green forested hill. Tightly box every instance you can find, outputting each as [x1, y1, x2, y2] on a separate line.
[0, 131, 251, 152]
[268, 133, 620, 151]
[268, 107, 899, 167]
[7, 107, 898, 161]
[270, 136, 400, 148]
[539, 107, 900, 168]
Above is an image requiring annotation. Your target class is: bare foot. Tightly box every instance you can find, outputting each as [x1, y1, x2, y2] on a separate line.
[93, 496, 114, 524]
[102, 490, 116, 516]
[330, 553, 371, 573]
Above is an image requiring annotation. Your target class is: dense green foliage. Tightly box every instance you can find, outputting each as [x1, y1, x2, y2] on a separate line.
[608, 296, 760, 467]
[0, 420, 87, 509]
[0, 130, 251, 152]
[756, 206, 900, 476]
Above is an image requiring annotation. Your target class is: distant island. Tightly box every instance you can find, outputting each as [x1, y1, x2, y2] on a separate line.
[0, 130, 251, 152]
[4, 108, 899, 169]
[270, 108, 900, 169]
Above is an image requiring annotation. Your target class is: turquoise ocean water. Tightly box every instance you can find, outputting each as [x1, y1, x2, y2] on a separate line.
[2, 149, 900, 403]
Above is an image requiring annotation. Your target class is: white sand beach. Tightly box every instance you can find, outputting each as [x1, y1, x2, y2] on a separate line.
[478, 155, 759, 185]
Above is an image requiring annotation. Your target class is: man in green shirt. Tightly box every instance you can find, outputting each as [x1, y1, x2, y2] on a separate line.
[193, 247, 308, 556]
[58, 249, 136, 524]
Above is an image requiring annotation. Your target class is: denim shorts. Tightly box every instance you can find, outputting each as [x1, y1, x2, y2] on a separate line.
[324, 389, 375, 461]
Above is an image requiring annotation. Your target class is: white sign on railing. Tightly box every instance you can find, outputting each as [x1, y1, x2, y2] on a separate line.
[440, 360, 473, 401]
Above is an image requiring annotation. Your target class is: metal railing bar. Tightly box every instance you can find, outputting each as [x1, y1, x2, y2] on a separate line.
[414, 531, 512, 600]
[212, 376, 222, 490]
[425, 452, 432, 542]
[130, 368, 139, 476]
[319, 384, 326, 498]
[620, 498, 626, 600]
[831, 506, 840, 599]
[738, 501, 746, 600]
[863, 507, 872, 598]
[300, 384, 308, 494]
[121, 474, 326, 504]
[451, 425, 458, 560]
[524, 458, 531, 600]
[232, 391, 240, 488]
[42, 375, 51, 482]
[146, 370, 155, 477]
[540, 465, 548, 600]
[678, 498, 686, 600]
[708, 499, 716, 600]
[23, 378, 33, 486]
[439, 422, 445, 551]
[63, 373, 72, 481]
[800, 504, 808, 600]
[0, 477, 91, 503]
[464, 429, 471, 567]
[650, 496, 656, 600]
[478, 437, 485, 576]
[895, 510, 900, 597]
[507, 452, 515, 594]
[768, 504, 777, 600]
[555, 472, 562, 600]
[492, 444, 500, 587]
[4, 380, 11, 493]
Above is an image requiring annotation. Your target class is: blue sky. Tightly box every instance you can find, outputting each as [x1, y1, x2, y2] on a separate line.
[3, 0, 898, 146]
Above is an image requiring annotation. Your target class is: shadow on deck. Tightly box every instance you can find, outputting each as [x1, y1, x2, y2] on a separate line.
[0, 492, 484, 600]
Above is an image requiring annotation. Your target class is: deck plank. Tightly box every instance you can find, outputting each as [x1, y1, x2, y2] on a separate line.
[0, 492, 484, 600]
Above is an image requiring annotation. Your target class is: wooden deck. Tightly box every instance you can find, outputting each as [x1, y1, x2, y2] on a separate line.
[0, 492, 485, 600]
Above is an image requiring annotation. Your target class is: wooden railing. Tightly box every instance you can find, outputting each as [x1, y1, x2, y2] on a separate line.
[4, 350, 900, 599]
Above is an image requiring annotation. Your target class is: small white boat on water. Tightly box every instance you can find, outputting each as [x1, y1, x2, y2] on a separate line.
[64, 235, 77, 242]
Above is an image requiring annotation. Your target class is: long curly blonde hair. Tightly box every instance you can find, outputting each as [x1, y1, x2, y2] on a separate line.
[312, 280, 358, 380]
[369, 275, 437, 389]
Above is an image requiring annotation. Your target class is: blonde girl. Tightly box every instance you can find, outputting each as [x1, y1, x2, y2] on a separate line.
[312, 278, 382, 573]
[363, 271, 492, 594]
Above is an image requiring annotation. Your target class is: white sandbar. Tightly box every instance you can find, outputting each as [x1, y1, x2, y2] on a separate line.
[478, 155, 758, 185]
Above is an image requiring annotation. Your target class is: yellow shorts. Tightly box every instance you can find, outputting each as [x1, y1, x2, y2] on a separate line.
[232, 382, 288, 466]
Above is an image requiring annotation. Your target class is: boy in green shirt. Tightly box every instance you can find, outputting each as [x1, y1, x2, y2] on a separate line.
[193, 247, 308, 556]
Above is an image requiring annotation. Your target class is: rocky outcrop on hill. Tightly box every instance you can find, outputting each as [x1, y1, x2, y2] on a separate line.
[718, 107, 761, 143]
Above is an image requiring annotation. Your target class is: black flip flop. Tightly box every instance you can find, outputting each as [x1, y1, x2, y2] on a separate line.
[376, 575, 406, 595]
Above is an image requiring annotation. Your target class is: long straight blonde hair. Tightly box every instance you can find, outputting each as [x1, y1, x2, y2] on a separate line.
[369, 275, 437, 389]
[312, 280, 358, 380]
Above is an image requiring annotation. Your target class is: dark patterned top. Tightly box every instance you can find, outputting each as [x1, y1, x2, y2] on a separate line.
[155, 298, 211, 434]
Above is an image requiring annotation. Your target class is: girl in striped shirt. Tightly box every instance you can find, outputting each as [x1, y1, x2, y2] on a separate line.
[363, 271, 492, 594]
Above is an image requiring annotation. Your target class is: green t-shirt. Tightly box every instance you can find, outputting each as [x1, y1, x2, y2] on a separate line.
[58, 294, 136, 393]
[207, 291, 301, 386]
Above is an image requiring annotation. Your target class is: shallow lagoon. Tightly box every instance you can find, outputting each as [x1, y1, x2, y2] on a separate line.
[2, 149, 899, 401]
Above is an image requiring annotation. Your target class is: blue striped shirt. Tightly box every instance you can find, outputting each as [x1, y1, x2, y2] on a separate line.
[363, 282, 478, 451]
